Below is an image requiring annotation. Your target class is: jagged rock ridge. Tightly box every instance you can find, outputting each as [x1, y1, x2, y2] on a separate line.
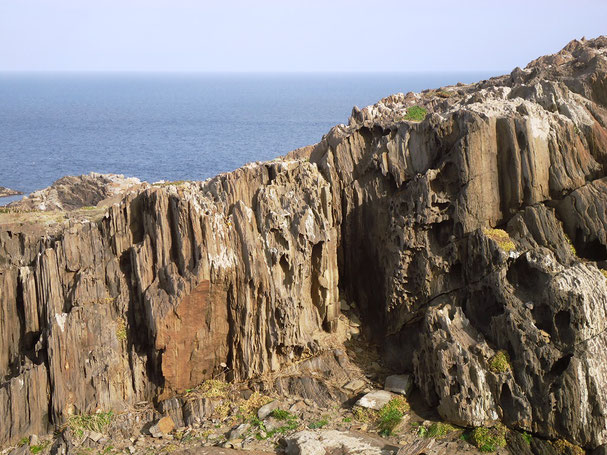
[2, 36, 607, 451]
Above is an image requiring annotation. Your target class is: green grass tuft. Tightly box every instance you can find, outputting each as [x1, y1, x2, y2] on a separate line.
[402, 105, 428, 122]
[489, 350, 511, 373]
[378, 396, 409, 436]
[68, 411, 114, 434]
[271, 409, 294, 421]
[308, 418, 329, 429]
[470, 425, 507, 452]
[30, 441, 50, 454]
[252, 409, 299, 440]
[426, 422, 457, 438]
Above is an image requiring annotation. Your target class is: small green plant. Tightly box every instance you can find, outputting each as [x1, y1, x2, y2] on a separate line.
[414, 421, 456, 438]
[271, 409, 294, 421]
[483, 228, 515, 252]
[68, 411, 114, 434]
[426, 422, 457, 438]
[18, 437, 29, 447]
[564, 234, 577, 256]
[343, 417, 352, 423]
[402, 105, 428, 122]
[601, 269, 607, 280]
[522, 431, 532, 445]
[378, 396, 409, 436]
[489, 350, 511, 373]
[251, 409, 299, 440]
[470, 425, 507, 452]
[308, 418, 329, 429]
[30, 441, 50, 454]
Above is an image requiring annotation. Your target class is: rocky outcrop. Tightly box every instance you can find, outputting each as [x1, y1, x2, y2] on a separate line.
[3, 36, 607, 451]
[0, 160, 339, 446]
[8, 172, 143, 211]
[299, 35, 607, 449]
[0, 187, 22, 198]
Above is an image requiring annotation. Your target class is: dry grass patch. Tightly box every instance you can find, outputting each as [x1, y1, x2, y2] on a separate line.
[483, 228, 515, 252]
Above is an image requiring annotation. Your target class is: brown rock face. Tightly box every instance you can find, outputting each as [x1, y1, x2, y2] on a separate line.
[0, 160, 338, 445]
[157, 280, 229, 391]
[3, 36, 607, 449]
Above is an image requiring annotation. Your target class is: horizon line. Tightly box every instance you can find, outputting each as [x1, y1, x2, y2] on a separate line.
[0, 69, 509, 75]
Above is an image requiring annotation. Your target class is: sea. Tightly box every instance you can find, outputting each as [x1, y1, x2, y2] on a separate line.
[0, 72, 496, 203]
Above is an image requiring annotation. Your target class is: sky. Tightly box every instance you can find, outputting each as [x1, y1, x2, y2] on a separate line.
[1, 0, 606, 73]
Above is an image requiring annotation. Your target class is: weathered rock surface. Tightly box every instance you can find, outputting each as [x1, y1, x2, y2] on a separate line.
[8, 172, 143, 211]
[0, 186, 22, 198]
[284, 430, 399, 455]
[355, 390, 395, 410]
[2, 35, 607, 452]
[0, 160, 339, 446]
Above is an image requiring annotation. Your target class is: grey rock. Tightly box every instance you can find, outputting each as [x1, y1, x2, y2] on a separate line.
[87, 431, 103, 443]
[284, 430, 399, 455]
[257, 400, 280, 420]
[228, 423, 250, 441]
[384, 374, 413, 396]
[355, 390, 395, 410]
[343, 379, 366, 392]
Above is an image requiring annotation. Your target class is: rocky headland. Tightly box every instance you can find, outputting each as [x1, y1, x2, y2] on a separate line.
[3, 36, 607, 455]
[0, 187, 23, 198]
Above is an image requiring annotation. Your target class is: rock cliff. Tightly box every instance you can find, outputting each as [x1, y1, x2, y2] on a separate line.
[3, 36, 607, 452]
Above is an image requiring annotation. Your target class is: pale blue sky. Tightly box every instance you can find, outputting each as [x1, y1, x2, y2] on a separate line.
[1, 0, 606, 72]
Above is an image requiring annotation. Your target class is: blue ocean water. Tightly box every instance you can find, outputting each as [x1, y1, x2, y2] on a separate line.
[0, 72, 494, 197]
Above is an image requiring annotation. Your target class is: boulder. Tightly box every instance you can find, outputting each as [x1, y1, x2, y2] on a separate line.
[355, 390, 395, 411]
[284, 430, 399, 455]
[384, 374, 413, 396]
[257, 401, 280, 420]
[149, 416, 175, 438]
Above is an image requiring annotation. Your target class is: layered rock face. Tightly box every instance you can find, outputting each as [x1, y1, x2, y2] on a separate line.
[0, 161, 338, 445]
[299, 36, 607, 448]
[2, 36, 607, 450]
